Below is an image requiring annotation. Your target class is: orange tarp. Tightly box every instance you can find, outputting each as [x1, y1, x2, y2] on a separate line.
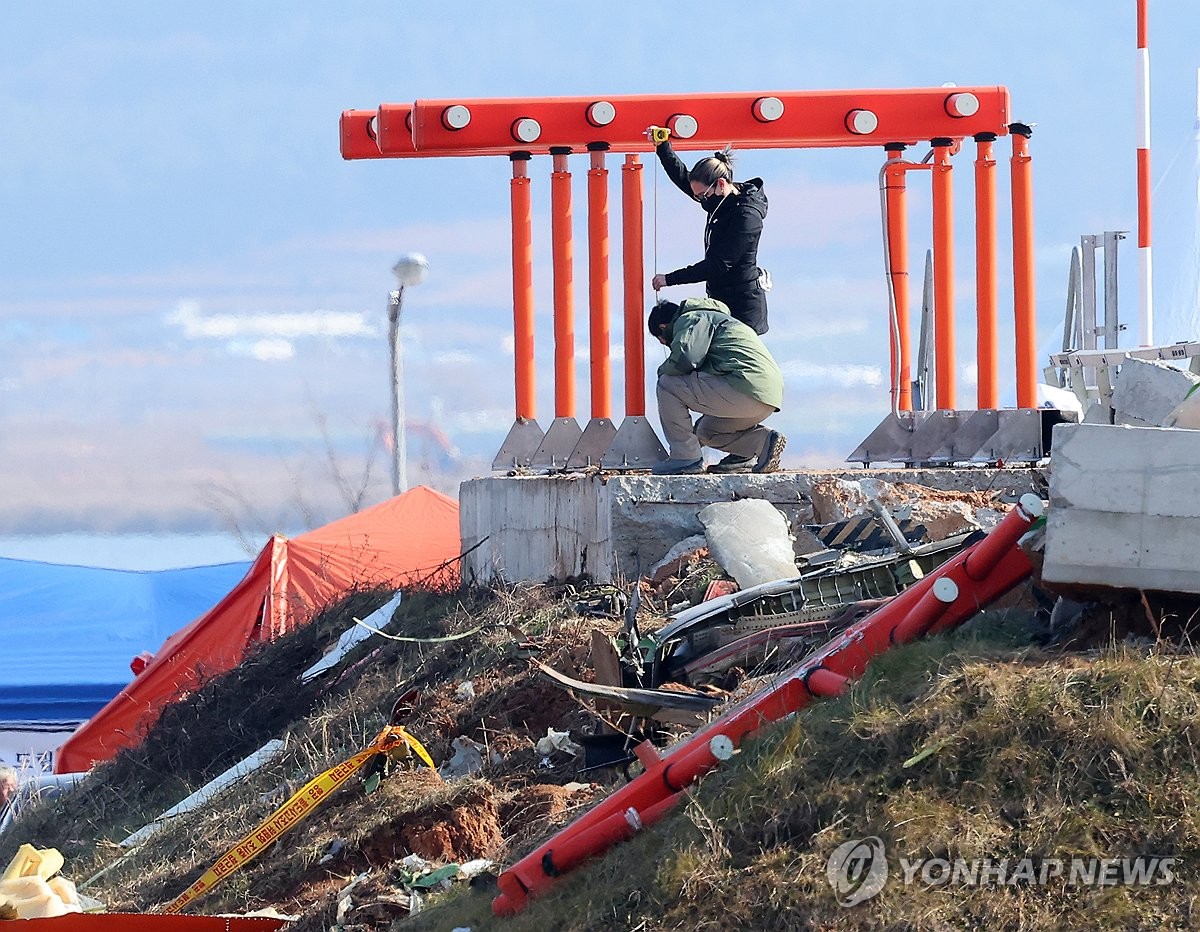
[55, 486, 460, 774]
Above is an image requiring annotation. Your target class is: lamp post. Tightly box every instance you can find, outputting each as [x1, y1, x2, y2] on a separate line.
[388, 253, 429, 496]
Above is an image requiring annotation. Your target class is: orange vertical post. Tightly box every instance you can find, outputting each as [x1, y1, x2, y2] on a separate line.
[509, 153, 535, 420]
[1009, 124, 1037, 409]
[883, 144, 912, 412]
[621, 154, 646, 416]
[973, 133, 999, 409]
[931, 138, 956, 410]
[550, 147, 576, 418]
[586, 143, 612, 420]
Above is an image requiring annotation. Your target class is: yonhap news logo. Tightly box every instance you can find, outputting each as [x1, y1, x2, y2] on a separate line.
[826, 836, 889, 906]
[826, 837, 1179, 906]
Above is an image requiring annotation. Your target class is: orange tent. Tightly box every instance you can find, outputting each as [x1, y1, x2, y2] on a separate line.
[55, 486, 460, 773]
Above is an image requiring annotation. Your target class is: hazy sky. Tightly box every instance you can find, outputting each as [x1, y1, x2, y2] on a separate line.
[3, 1, 1199, 538]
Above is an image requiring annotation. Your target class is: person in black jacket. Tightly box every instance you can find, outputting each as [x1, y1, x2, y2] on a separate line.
[650, 136, 770, 334]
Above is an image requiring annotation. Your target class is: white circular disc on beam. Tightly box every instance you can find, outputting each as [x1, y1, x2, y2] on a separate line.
[932, 577, 959, 603]
[366, 115, 378, 139]
[845, 109, 878, 135]
[587, 100, 616, 126]
[511, 118, 542, 143]
[1018, 493, 1045, 519]
[709, 734, 734, 761]
[668, 114, 698, 139]
[946, 92, 980, 117]
[752, 96, 785, 122]
[441, 105, 471, 130]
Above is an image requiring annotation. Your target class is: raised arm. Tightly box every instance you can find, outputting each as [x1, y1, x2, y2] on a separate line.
[655, 139, 696, 200]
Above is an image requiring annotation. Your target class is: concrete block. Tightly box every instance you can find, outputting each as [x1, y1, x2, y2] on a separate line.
[461, 467, 1048, 585]
[1112, 357, 1200, 427]
[1043, 423, 1200, 593]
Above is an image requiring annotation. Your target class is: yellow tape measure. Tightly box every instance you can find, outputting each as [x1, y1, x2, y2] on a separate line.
[164, 725, 436, 914]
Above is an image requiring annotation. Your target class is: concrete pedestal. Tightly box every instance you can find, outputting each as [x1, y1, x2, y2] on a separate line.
[461, 468, 1044, 585]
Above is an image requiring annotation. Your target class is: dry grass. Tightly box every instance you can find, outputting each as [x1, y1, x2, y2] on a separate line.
[411, 615, 1200, 931]
[8, 583, 1200, 931]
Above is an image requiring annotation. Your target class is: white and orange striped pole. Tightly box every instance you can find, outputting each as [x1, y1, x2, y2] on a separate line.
[1136, 0, 1154, 345]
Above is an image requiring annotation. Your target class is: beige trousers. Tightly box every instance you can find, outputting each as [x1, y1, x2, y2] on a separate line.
[656, 371, 775, 461]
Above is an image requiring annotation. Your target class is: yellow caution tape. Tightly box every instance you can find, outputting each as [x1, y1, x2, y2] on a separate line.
[164, 725, 436, 914]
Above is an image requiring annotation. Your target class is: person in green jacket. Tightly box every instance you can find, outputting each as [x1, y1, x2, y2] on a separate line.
[648, 297, 786, 475]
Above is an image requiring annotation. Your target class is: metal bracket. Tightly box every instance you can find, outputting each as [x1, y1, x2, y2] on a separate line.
[491, 418, 545, 471]
[529, 417, 583, 470]
[566, 417, 618, 469]
[601, 416, 667, 470]
[845, 411, 932, 466]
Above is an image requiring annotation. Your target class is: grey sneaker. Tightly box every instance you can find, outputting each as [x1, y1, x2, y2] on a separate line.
[752, 431, 787, 473]
[708, 452, 756, 473]
[651, 457, 705, 475]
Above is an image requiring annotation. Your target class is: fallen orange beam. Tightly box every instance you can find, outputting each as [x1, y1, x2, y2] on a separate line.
[493, 495, 1044, 914]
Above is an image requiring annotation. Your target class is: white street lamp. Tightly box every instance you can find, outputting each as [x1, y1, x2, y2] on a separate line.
[388, 253, 429, 496]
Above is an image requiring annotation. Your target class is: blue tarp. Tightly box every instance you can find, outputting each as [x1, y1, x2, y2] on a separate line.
[0, 556, 253, 723]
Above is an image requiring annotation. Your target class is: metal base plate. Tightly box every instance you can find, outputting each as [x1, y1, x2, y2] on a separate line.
[601, 416, 668, 470]
[491, 418, 544, 471]
[951, 409, 1001, 461]
[529, 417, 583, 470]
[908, 409, 961, 464]
[845, 411, 933, 466]
[971, 408, 1043, 464]
[566, 417, 618, 469]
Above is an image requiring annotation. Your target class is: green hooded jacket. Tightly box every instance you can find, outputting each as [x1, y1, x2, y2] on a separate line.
[656, 298, 783, 410]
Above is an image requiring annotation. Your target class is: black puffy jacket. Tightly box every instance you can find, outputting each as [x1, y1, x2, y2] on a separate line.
[656, 140, 770, 334]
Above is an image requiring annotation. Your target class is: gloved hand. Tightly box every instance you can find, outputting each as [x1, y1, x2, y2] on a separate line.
[651, 273, 667, 290]
[645, 125, 671, 145]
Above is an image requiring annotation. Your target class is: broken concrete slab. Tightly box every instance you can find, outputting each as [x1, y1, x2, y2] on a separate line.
[1112, 357, 1200, 427]
[1043, 423, 1200, 593]
[461, 469, 1046, 585]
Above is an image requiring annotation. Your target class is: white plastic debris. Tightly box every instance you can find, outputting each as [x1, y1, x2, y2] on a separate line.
[438, 737, 488, 779]
[455, 680, 476, 702]
[534, 727, 581, 757]
[698, 499, 797, 588]
[300, 591, 403, 682]
[400, 854, 430, 873]
[457, 859, 494, 880]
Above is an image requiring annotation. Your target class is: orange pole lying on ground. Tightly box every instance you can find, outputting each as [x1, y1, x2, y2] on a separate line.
[587, 144, 612, 420]
[550, 148, 576, 418]
[510, 154, 535, 420]
[883, 145, 912, 412]
[973, 133, 999, 409]
[931, 139, 956, 410]
[1009, 124, 1037, 409]
[621, 154, 646, 416]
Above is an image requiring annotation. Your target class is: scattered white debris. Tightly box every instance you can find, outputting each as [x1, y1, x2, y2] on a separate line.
[438, 737, 489, 779]
[535, 727, 581, 757]
[455, 680, 476, 702]
[300, 591, 403, 682]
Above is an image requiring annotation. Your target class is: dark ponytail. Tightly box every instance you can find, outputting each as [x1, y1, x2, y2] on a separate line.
[688, 146, 735, 186]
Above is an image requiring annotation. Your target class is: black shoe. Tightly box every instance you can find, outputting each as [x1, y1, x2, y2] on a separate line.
[753, 431, 787, 473]
[708, 452, 755, 473]
[651, 457, 705, 475]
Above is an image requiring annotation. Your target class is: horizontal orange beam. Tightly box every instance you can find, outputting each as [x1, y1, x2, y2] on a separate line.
[342, 87, 1011, 160]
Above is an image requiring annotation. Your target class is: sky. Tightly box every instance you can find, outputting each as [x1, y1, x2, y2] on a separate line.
[2, 1, 1199, 550]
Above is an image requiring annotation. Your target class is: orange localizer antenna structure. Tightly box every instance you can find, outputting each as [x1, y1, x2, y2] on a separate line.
[883, 144, 914, 412]
[973, 133, 999, 409]
[931, 138, 956, 410]
[1010, 123, 1038, 409]
[340, 85, 1039, 467]
[509, 153, 536, 421]
[621, 154, 646, 417]
[586, 144, 612, 420]
[550, 148, 576, 419]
